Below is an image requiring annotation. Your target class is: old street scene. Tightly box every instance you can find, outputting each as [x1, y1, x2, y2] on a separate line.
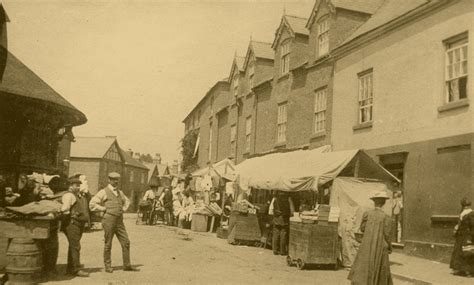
[0, 0, 473, 284]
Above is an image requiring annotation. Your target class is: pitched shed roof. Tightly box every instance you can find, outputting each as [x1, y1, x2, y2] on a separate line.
[70, 137, 117, 159]
[119, 148, 148, 170]
[340, 0, 430, 46]
[0, 46, 86, 125]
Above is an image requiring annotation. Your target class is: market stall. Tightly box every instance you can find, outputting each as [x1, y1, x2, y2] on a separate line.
[0, 38, 87, 281]
[191, 159, 236, 233]
[234, 148, 399, 268]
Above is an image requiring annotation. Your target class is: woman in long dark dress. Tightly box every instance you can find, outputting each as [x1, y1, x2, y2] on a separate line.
[450, 198, 474, 276]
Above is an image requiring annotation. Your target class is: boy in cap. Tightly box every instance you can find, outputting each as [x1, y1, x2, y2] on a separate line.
[348, 191, 393, 285]
[89, 172, 138, 273]
[60, 176, 90, 277]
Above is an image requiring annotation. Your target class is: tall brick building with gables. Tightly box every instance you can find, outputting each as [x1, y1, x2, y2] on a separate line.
[182, 0, 474, 260]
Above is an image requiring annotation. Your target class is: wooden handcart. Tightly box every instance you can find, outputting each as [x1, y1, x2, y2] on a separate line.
[287, 221, 339, 270]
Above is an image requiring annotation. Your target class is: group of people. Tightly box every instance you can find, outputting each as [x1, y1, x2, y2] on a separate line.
[141, 179, 197, 228]
[1, 171, 139, 279]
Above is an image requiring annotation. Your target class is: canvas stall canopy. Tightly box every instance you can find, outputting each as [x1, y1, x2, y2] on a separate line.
[329, 177, 394, 267]
[192, 158, 236, 180]
[235, 147, 398, 192]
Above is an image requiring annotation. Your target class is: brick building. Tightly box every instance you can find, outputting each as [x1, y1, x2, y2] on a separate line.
[69, 136, 148, 211]
[182, 0, 473, 259]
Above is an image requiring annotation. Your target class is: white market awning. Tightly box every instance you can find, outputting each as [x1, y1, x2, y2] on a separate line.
[235, 147, 399, 192]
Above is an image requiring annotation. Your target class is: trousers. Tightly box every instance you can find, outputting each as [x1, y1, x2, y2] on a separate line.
[272, 224, 289, 255]
[63, 220, 85, 273]
[164, 207, 174, 226]
[102, 214, 131, 268]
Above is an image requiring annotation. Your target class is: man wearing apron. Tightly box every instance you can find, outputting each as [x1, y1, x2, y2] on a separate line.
[89, 172, 138, 273]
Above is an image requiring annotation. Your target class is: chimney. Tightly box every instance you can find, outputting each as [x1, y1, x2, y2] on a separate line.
[127, 148, 133, 157]
[153, 153, 162, 164]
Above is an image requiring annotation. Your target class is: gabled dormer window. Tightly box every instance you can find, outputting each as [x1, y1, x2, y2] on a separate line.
[249, 62, 255, 89]
[318, 18, 329, 56]
[233, 73, 239, 96]
[280, 41, 290, 74]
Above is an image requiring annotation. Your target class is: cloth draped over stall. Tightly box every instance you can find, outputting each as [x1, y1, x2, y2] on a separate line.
[235, 147, 397, 192]
[329, 177, 393, 267]
[192, 158, 236, 181]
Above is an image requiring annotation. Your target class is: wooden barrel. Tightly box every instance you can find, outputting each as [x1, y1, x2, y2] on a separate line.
[6, 238, 42, 285]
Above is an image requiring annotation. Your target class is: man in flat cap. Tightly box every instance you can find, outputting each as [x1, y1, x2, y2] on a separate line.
[89, 172, 138, 273]
[60, 176, 90, 277]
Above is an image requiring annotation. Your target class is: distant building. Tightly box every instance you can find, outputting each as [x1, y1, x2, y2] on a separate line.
[142, 153, 170, 187]
[69, 136, 148, 211]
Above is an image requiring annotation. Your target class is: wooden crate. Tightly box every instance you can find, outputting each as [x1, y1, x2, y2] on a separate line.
[191, 214, 209, 232]
[288, 221, 339, 269]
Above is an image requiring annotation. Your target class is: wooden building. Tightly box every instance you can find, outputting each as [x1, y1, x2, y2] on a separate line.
[0, 4, 87, 188]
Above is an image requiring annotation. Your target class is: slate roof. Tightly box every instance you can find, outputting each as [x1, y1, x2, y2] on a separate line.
[331, 0, 385, 14]
[0, 46, 86, 125]
[340, 0, 430, 45]
[285, 15, 309, 36]
[119, 148, 149, 170]
[70, 137, 116, 159]
[251, 41, 274, 60]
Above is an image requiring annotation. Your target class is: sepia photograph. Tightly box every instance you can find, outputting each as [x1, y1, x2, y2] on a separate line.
[0, 0, 473, 284]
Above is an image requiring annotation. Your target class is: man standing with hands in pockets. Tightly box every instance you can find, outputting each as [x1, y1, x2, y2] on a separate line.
[89, 172, 139, 273]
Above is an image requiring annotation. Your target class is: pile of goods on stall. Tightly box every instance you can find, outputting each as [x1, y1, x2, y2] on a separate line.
[1, 173, 68, 219]
[290, 205, 340, 224]
[193, 200, 223, 216]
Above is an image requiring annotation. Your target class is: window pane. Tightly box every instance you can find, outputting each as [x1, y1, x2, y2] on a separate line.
[455, 48, 460, 62]
[462, 61, 468, 75]
[462, 46, 468, 60]
[459, 77, 468, 99]
[448, 51, 453, 64]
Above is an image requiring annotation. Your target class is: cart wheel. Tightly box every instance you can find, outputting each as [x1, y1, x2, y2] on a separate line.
[296, 259, 305, 270]
[286, 256, 293, 267]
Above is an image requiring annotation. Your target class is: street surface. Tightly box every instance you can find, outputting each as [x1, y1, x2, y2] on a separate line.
[42, 214, 425, 284]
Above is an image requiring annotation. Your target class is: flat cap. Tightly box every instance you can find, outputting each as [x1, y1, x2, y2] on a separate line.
[68, 176, 82, 185]
[108, 172, 121, 179]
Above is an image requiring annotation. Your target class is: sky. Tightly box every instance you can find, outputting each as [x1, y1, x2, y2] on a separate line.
[3, 0, 314, 164]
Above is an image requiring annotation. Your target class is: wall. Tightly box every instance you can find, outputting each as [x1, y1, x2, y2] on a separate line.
[368, 133, 474, 245]
[332, 2, 474, 151]
[254, 84, 277, 153]
[69, 159, 100, 194]
[331, 1, 474, 245]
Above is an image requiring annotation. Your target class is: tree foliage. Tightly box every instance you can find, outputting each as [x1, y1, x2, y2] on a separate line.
[180, 129, 199, 173]
[139, 153, 154, 163]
